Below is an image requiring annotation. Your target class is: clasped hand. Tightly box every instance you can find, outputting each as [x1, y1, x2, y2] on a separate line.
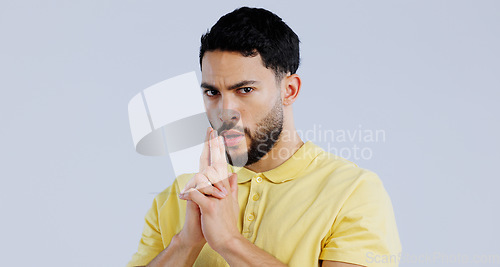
[177, 127, 240, 252]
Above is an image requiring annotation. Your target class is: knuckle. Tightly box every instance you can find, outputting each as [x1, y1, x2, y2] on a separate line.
[206, 166, 216, 172]
[191, 174, 200, 182]
[194, 173, 206, 182]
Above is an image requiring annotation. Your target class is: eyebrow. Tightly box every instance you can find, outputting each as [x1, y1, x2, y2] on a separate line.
[200, 80, 258, 91]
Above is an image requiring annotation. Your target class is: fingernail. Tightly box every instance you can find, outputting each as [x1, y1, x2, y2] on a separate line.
[221, 188, 228, 195]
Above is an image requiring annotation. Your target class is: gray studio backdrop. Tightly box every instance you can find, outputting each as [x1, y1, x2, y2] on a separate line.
[1, 1, 499, 266]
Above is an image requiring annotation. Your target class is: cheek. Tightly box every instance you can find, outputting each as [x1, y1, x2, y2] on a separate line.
[239, 110, 253, 130]
[240, 102, 267, 126]
[204, 107, 218, 124]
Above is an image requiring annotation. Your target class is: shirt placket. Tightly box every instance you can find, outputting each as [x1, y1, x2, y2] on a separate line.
[242, 174, 264, 240]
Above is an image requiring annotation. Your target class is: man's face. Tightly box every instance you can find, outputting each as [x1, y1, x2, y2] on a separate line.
[201, 50, 284, 167]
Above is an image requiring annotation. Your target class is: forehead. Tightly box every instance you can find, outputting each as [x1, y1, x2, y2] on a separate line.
[201, 50, 274, 85]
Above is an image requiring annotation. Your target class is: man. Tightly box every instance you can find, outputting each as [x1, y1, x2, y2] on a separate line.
[127, 7, 401, 267]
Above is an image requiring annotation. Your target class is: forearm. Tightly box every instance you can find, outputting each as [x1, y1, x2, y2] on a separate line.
[217, 236, 287, 267]
[146, 233, 204, 267]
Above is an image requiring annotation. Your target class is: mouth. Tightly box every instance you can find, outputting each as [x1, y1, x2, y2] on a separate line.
[221, 129, 245, 147]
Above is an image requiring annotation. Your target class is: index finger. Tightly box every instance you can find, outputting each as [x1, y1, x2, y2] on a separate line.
[199, 127, 212, 172]
[209, 131, 230, 190]
[209, 130, 228, 167]
[217, 135, 231, 189]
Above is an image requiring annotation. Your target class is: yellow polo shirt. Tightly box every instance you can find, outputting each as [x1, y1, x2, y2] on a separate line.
[127, 141, 402, 267]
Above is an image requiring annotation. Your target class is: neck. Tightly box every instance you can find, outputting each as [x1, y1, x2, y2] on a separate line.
[246, 129, 304, 173]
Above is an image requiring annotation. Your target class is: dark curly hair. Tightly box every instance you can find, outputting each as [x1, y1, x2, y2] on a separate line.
[199, 7, 300, 82]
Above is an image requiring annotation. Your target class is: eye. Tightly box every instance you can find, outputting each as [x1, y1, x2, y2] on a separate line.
[204, 89, 219, 97]
[237, 87, 254, 94]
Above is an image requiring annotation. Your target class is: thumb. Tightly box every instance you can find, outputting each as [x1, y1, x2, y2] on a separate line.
[185, 199, 201, 216]
[187, 188, 208, 212]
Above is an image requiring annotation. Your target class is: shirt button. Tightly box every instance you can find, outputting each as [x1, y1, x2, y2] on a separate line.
[244, 232, 252, 238]
[252, 193, 260, 201]
[247, 213, 255, 221]
[256, 176, 262, 183]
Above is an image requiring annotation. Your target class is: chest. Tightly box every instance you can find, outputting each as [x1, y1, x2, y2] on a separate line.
[235, 179, 340, 265]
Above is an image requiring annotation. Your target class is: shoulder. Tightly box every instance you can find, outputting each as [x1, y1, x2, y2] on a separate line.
[306, 142, 386, 198]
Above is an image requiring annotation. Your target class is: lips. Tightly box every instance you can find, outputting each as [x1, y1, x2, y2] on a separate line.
[221, 129, 244, 147]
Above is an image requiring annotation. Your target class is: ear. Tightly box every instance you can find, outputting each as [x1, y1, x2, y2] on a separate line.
[281, 74, 301, 106]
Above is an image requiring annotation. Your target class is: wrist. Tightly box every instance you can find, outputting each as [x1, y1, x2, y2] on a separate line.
[216, 233, 245, 256]
[175, 231, 206, 252]
[216, 235, 286, 267]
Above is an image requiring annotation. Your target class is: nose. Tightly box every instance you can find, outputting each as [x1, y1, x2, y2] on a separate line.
[218, 95, 240, 125]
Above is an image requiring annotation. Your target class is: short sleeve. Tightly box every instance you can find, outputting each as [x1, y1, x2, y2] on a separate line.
[126, 194, 166, 267]
[319, 172, 402, 267]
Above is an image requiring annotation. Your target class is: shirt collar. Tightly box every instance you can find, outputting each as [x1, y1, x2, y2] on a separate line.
[227, 141, 323, 184]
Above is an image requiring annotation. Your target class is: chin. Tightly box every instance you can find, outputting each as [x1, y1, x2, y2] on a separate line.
[226, 145, 250, 166]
